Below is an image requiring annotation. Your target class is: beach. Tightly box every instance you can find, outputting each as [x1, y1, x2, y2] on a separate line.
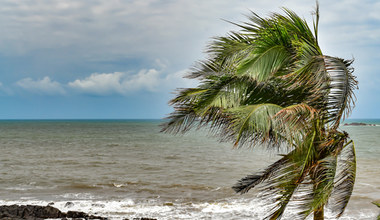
[0, 119, 379, 219]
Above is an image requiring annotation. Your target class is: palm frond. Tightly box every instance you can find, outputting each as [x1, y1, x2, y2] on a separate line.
[237, 45, 292, 81]
[282, 55, 329, 108]
[323, 56, 358, 128]
[297, 155, 337, 218]
[263, 160, 306, 220]
[312, 1, 320, 43]
[373, 201, 380, 208]
[187, 59, 224, 79]
[276, 8, 319, 48]
[282, 55, 358, 128]
[222, 103, 283, 147]
[329, 140, 356, 218]
[232, 156, 290, 194]
[273, 103, 318, 143]
[161, 105, 199, 134]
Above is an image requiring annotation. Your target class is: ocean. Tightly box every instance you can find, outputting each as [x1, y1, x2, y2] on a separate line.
[0, 119, 379, 219]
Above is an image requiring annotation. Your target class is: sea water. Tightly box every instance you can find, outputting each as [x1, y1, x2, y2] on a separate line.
[0, 119, 379, 219]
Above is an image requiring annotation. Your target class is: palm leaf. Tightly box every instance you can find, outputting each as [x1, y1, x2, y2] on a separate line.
[237, 45, 292, 81]
[275, 8, 320, 50]
[263, 160, 306, 220]
[161, 105, 199, 134]
[329, 140, 356, 218]
[232, 156, 290, 194]
[323, 56, 358, 128]
[222, 103, 283, 147]
[273, 103, 318, 144]
[373, 201, 380, 208]
[296, 155, 337, 219]
[281, 55, 358, 129]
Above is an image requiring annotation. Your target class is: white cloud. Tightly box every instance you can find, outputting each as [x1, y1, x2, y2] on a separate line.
[8, 62, 198, 97]
[16, 76, 66, 95]
[68, 69, 161, 95]
[68, 67, 198, 96]
[123, 69, 161, 92]
[68, 72, 125, 95]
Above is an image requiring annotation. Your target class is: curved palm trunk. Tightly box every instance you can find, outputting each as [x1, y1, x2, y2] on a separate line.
[314, 206, 324, 220]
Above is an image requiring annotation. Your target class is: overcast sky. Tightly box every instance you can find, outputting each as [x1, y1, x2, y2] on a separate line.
[0, 0, 378, 119]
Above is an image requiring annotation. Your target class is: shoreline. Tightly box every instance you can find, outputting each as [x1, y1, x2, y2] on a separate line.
[343, 122, 377, 126]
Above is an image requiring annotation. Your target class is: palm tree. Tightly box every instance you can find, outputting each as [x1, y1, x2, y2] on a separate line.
[161, 3, 358, 220]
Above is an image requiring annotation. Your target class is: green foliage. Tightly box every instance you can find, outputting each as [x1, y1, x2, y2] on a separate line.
[374, 201, 380, 208]
[373, 201, 380, 220]
[162, 3, 358, 220]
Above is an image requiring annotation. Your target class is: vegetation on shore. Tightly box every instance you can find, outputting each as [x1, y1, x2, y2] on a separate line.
[373, 201, 380, 220]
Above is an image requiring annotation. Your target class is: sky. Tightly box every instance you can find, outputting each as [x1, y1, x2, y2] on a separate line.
[0, 0, 379, 119]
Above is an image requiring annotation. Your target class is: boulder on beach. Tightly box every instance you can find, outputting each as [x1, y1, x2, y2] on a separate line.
[0, 204, 106, 220]
[0, 204, 158, 220]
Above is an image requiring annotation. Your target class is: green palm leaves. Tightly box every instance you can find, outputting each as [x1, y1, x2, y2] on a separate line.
[162, 4, 357, 220]
[373, 201, 380, 220]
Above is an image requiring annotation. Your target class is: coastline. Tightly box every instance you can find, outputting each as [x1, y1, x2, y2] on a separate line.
[343, 122, 377, 126]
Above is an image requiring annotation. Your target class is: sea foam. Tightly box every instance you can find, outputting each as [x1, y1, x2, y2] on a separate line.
[0, 198, 376, 220]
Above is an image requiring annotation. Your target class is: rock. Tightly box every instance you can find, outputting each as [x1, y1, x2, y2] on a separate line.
[0, 205, 64, 219]
[0, 205, 107, 220]
[133, 218, 157, 220]
[0, 204, 157, 220]
[64, 201, 74, 208]
[123, 218, 158, 220]
[92, 203, 106, 208]
[67, 210, 108, 219]
[343, 122, 376, 126]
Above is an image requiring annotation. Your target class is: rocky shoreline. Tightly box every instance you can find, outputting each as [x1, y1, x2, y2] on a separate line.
[343, 122, 377, 126]
[0, 204, 156, 220]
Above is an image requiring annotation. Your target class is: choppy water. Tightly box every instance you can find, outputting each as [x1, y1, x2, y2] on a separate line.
[0, 119, 379, 219]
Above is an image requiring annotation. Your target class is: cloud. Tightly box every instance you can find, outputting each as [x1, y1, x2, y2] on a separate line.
[7, 60, 198, 97]
[124, 69, 161, 92]
[2, 0, 378, 85]
[16, 76, 66, 95]
[68, 69, 161, 95]
[68, 72, 125, 95]
[0, 0, 378, 66]
[68, 67, 198, 96]
[0, 0, 320, 60]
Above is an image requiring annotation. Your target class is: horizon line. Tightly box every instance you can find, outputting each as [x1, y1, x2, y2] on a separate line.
[0, 118, 379, 121]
